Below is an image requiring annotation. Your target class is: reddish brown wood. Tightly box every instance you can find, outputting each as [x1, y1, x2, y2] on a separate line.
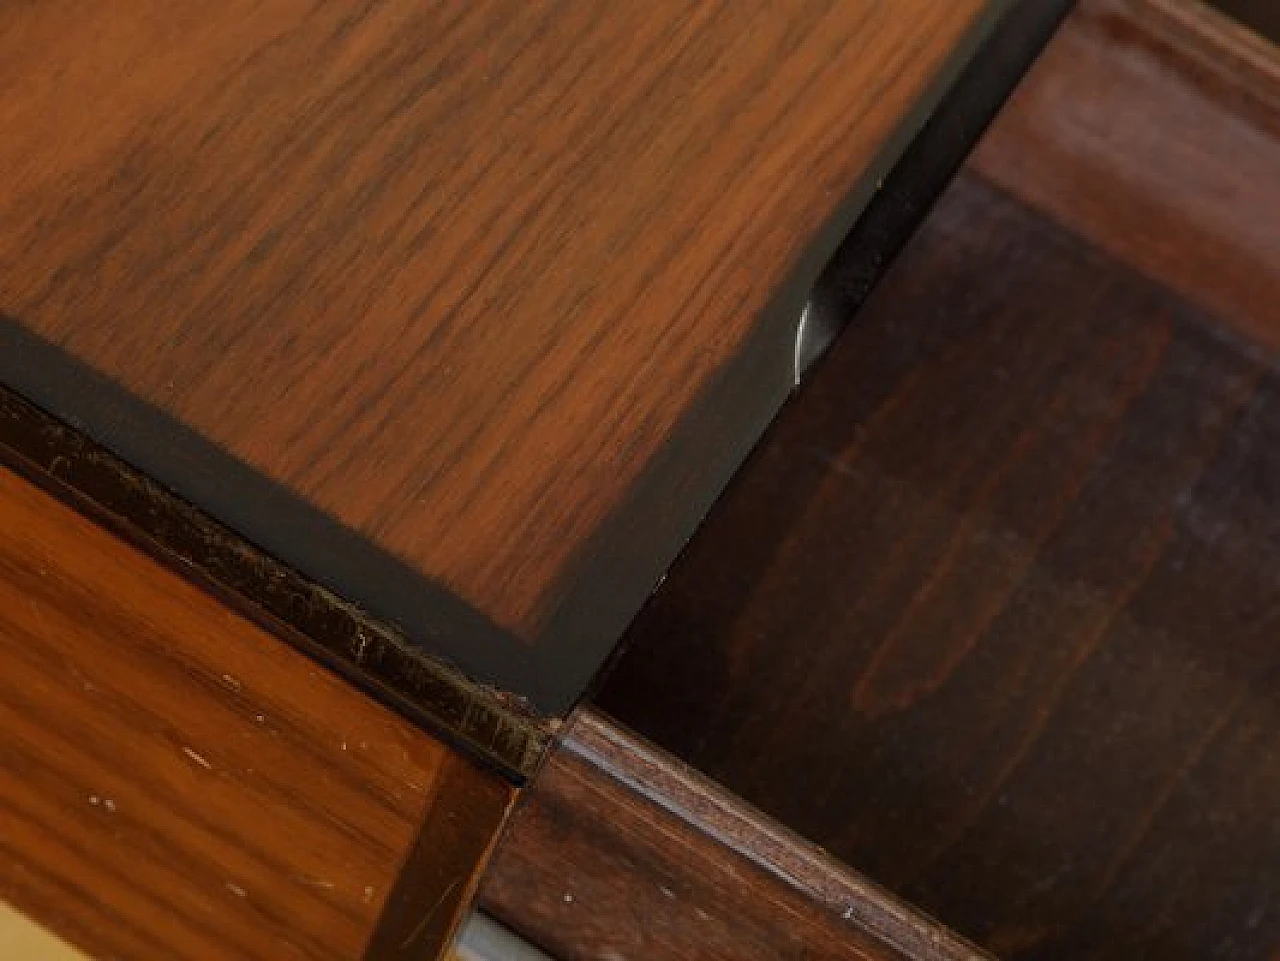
[0, 462, 513, 960]
[597, 8, 1280, 948]
[973, 0, 1280, 352]
[0, 385, 547, 779]
[0, 0, 1001, 714]
[482, 710, 989, 961]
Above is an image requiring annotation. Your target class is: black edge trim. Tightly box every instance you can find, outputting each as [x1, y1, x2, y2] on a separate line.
[535, 0, 1078, 711]
[804, 0, 1078, 357]
[0, 318, 541, 719]
[0, 0, 1072, 723]
[0, 384, 545, 783]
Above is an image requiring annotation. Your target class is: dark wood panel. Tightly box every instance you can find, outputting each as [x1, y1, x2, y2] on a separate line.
[597, 160, 1280, 958]
[0, 0, 1004, 714]
[1211, 0, 1280, 41]
[482, 710, 988, 961]
[973, 0, 1280, 352]
[0, 462, 513, 960]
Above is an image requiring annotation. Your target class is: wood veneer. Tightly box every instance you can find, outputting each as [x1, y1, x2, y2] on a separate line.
[482, 711, 990, 961]
[0, 461, 512, 960]
[973, 0, 1280, 353]
[0, 0, 1006, 715]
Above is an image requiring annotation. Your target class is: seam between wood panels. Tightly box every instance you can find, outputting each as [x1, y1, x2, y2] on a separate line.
[0, 384, 548, 782]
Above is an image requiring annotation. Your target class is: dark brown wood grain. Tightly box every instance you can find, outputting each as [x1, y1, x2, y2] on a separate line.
[973, 0, 1280, 353]
[0, 0, 1003, 714]
[596, 12, 1280, 948]
[366, 764, 512, 960]
[1210, 0, 1280, 42]
[0, 462, 513, 960]
[481, 710, 989, 961]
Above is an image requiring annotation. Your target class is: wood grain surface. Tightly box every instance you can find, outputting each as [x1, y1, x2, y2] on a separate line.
[596, 11, 1280, 948]
[481, 710, 989, 961]
[973, 0, 1280, 352]
[0, 0, 1003, 713]
[0, 462, 513, 960]
[1210, 0, 1280, 41]
[0, 385, 547, 779]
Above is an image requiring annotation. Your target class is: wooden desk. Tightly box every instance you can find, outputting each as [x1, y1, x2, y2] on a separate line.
[0, 0, 1048, 957]
[1, 0, 1001, 725]
[600, 1, 1280, 957]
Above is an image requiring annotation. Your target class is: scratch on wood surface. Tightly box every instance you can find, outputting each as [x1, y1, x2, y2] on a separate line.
[400, 880, 459, 949]
[182, 746, 213, 770]
[296, 877, 335, 890]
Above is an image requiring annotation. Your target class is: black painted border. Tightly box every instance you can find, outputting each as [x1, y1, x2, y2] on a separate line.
[0, 385, 547, 781]
[0, 0, 1071, 741]
[537, 0, 1078, 711]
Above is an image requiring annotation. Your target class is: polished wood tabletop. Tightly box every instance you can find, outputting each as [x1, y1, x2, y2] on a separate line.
[0, 0, 1004, 736]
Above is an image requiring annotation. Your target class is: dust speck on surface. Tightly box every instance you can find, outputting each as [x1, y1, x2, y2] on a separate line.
[562, 892, 574, 904]
[103, 798, 116, 813]
[659, 885, 675, 900]
[254, 714, 266, 724]
[363, 885, 375, 903]
[226, 881, 247, 898]
[183, 746, 213, 769]
[220, 673, 242, 691]
[88, 795, 100, 805]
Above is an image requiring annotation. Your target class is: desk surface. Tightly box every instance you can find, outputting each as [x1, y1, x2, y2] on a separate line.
[0, 0, 998, 738]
